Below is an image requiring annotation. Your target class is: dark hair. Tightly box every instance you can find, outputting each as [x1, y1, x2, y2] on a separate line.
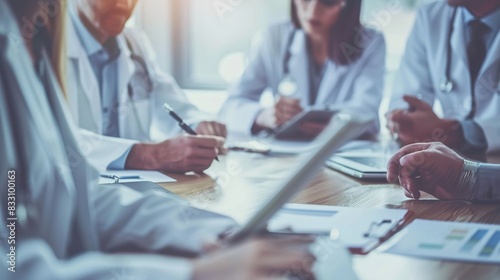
[291, 0, 364, 65]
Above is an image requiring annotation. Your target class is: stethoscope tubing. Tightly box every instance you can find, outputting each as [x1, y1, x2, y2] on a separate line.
[127, 54, 155, 136]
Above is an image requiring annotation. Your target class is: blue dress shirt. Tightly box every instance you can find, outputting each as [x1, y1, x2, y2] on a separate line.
[70, 9, 121, 138]
[71, 10, 131, 170]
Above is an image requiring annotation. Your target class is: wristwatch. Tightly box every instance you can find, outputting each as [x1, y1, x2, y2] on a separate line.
[457, 159, 481, 200]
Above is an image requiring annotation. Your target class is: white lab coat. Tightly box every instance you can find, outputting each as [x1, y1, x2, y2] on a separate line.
[390, 2, 500, 153]
[66, 18, 210, 171]
[220, 22, 386, 136]
[0, 3, 235, 279]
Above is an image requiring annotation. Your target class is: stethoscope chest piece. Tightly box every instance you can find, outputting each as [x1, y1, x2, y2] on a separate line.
[440, 78, 454, 93]
[278, 75, 299, 97]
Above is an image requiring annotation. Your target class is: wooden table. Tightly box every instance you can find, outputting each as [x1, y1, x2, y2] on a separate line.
[160, 151, 500, 280]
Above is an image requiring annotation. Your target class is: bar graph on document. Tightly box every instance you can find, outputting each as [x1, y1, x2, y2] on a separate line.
[384, 220, 500, 263]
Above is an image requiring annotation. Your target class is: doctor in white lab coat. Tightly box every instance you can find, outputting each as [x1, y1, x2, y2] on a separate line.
[0, 1, 318, 279]
[387, 0, 500, 153]
[220, 0, 385, 137]
[66, 0, 227, 172]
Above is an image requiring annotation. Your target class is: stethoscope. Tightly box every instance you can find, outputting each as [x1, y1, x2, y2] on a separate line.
[125, 37, 156, 135]
[440, 8, 500, 94]
[127, 54, 155, 101]
[277, 29, 300, 97]
[439, 8, 457, 93]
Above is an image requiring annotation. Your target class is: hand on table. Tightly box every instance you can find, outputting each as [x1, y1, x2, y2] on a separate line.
[387, 142, 466, 200]
[125, 135, 225, 173]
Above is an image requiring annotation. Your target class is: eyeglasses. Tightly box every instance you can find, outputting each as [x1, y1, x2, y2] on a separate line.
[301, 0, 346, 7]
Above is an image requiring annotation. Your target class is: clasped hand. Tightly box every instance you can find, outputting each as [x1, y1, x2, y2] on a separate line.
[387, 142, 467, 200]
[386, 95, 463, 148]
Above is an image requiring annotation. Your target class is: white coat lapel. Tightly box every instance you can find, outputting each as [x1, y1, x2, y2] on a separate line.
[67, 20, 102, 131]
[478, 30, 500, 84]
[451, 9, 468, 68]
[116, 35, 135, 136]
[288, 31, 310, 107]
[117, 35, 135, 106]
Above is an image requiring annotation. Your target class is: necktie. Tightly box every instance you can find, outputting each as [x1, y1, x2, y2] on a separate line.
[466, 19, 490, 119]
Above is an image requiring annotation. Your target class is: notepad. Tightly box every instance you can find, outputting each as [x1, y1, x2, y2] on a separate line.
[383, 219, 500, 263]
[99, 170, 176, 184]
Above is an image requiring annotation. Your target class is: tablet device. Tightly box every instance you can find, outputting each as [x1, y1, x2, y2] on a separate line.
[274, 110, 336, 141]
[326, 154, 388, 179]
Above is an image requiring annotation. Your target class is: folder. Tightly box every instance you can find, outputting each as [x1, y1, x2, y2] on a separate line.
[267, 203, 412, 254]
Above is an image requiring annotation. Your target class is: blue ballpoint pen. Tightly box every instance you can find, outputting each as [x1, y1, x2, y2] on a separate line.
[163, 103, 220, 162]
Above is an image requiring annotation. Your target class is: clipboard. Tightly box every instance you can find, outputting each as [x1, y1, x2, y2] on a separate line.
[267, 203, 412, 254]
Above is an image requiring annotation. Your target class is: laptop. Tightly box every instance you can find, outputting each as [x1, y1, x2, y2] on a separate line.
[225, 113, 372, 244]
[325, 154, 389, 179]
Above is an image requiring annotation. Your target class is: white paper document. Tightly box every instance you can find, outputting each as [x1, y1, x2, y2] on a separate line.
[268, 204, 408, 252]
[99, 170, 177, 184]
[384, 219, 500, 263]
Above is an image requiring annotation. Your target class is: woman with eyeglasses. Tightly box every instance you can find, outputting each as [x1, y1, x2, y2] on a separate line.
[220, 0, 385, 139]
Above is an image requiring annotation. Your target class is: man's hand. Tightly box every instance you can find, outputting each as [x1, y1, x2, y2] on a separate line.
[387, 142, 465, 200]
[125, 135, 225, 173]
[386, 95, 464, 148]
[196, 121, 227, 138]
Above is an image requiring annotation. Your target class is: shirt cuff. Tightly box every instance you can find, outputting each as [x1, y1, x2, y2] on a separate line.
[473, 164, 500, 201]
[107, 146, 134, 170]
[460, 120, 487, 152]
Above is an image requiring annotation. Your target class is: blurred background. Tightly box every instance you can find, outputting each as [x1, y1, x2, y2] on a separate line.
[129, 0, 438, 120]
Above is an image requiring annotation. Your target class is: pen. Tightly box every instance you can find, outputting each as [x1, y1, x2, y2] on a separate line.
[100, 174, 141, 183]
[100, 174, 141, 179]
[163, 103, 219, 162]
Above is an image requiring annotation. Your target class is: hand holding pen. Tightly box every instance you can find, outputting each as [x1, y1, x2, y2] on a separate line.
[163, 103, 222, 162]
